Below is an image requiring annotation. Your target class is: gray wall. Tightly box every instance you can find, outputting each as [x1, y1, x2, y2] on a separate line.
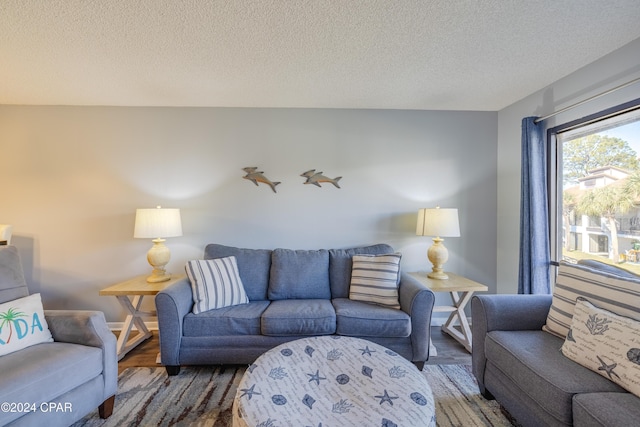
[1, 107, 497, 322]
[4, 36, 638, 324]
[497, 37, 640, 293]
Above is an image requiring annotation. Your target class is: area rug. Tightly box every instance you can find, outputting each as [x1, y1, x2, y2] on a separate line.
[72, 364, 514, 427]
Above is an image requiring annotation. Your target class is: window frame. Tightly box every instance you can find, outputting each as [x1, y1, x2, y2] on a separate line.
[548, 98, 640, 273]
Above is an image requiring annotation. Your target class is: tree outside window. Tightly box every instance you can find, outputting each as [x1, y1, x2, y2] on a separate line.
[560, 116, 640, 272]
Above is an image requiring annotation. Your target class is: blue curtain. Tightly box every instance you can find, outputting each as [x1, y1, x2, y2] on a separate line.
[518, 117, 551, 294]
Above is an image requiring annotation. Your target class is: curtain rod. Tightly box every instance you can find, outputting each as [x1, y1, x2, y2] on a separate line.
[534, 76, 640, 124]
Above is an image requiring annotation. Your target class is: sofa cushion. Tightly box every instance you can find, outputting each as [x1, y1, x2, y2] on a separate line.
[186, 257, 249, 314]
[0, 293, 53, 356]
[268, 249, 330, 300]
[573, 392, 640, 426]
[183, 301, 270, 336]
[0, 342, 102, 424]
[204, 244, 272, 301]
[348, 253, 401, 309]
[562, 298, 640, 398]
[328, 244, 395, 298]
[261, 299, 336, 336]
[486, 329, 624, 425]
[333, 298, 410, 337]
[544, 261, 640, 338]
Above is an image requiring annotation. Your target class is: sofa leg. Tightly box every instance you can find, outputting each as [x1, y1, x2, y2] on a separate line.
[481, 388, 495, 400]
[99, 395, 115, 419]
[413, 361, 425, 371]
[166, 365, 181, 376]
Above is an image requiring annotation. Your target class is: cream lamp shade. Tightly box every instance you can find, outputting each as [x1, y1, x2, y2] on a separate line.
[416, 207, 460, 280]
[134, 207, 182, 283]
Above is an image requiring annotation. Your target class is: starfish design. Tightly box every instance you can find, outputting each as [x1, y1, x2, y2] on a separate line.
[239, 384, 261, 400]
[360, 346, 376, 356]
[375, 389, 399, 406]
[597, 356, 621, 380]
[566, 329, 575, 342]
[307, 369, 327, 385]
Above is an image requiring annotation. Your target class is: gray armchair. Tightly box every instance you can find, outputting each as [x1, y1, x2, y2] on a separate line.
[0, 246, 117, 427]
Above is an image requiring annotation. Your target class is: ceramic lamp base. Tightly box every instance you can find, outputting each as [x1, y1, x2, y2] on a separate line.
[146, 238, 172, 283]
[427, 270, 449, 280]
[427, 237, 450, 280]
[147, 270, 171, 283]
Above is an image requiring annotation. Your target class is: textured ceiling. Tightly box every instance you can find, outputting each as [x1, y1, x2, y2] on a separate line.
[1, 0, 640, 110]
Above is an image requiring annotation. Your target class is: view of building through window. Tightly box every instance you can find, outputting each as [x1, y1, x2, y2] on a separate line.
[559, 109, 640, 273]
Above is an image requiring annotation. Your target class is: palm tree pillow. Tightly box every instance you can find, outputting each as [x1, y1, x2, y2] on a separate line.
[0, 293, 53, 356]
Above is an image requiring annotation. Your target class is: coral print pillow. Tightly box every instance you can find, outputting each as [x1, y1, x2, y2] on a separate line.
[0, 293, 53, 357]
[561, 298, 640, 398]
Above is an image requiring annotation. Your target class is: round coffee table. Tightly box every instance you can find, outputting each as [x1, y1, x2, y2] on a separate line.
[232, 336, 435, 427]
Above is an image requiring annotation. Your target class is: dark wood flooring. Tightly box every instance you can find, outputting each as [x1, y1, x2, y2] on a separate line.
[116, 326, 471, 374]
[426, 326, 473, 365]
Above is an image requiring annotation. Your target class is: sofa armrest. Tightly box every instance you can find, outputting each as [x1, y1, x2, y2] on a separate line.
[398, 272, 435, 363]
[471, 294, 552, 393]
[44, 310, 118, 398]
[155, 277, 193, 366]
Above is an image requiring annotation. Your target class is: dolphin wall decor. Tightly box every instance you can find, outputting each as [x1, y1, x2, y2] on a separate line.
[242, 167, 281, 193]
[300, 169, 342, 188]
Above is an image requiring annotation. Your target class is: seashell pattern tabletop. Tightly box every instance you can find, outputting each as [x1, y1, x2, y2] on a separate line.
[232, 335, 435, 427]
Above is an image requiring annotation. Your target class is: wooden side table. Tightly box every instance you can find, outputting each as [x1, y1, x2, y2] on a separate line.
[100, 274, 186, 360]
[408, 272, 488, 352]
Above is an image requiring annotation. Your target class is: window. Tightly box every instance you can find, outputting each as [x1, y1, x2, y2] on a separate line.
[550, 99, 640, 274]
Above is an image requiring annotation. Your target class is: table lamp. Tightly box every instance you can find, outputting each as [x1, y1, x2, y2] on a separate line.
[134, 206, 182, 282]
[416, 207, 460, 280]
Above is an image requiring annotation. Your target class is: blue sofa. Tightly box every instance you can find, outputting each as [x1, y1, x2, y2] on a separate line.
[0, 246, 117, 427]
[472, 260, 640, 427]
[156, 243, 435, 375]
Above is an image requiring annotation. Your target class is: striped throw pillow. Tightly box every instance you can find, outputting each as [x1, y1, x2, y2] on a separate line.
[544, 262, 640, 338]
[349, 253, 401, 309]
[186, 256, 249, 314]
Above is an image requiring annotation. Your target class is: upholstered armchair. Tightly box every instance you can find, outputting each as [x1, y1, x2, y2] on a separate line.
[0, 246, 117, 427]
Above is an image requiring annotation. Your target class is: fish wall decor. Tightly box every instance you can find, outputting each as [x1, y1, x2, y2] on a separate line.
[242, 167, 281, 193]
[300, 169, 342, 188]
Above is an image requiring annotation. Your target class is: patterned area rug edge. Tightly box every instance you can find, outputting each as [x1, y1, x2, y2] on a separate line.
[72, 365, 514, 427]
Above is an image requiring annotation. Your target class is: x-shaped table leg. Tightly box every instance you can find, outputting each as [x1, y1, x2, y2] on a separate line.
[115, 294, 154, 360]
[440, 290, 476, 352]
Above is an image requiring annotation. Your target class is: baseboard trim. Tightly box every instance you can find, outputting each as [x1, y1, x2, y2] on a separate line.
[430, 316, 472, 327]
[107, 321, 158, 331]
[431, 317, 445, 327]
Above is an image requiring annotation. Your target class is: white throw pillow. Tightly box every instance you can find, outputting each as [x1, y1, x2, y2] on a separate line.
[0, 293, 53, 356]
[349, 253, 401, 309]
[544, 262, 640, 338]
[186, 256, 249, 314]
[562, 298, 640, 398]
